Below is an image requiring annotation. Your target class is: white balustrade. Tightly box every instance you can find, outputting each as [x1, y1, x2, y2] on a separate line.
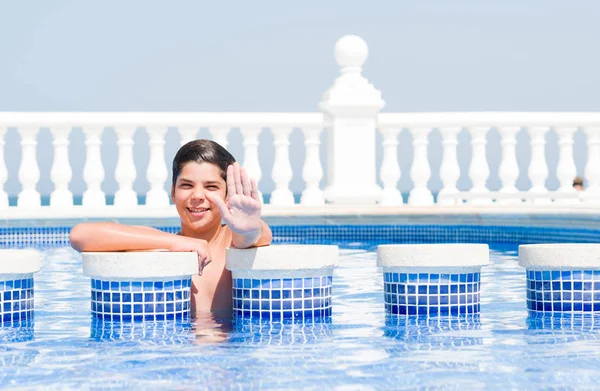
[145, 126, 169, 207]
[179, 126, 198, 147]
[467, 126, 491, 204]
[113, 126, 138, 207]
[208, 126, 230, 149]
[82, 126, 106, 207]
[300, 126, 324, 205]
[49, 126, 73, 207]
[527, 126, 550, 204]
[498, 126, 521, 204]
[408, 127, 433, 205]
[379, 126, 403, 205]
[555, 126, 578, 204]
[320, 35, 384, 204]
[0, 127, 8, 208]
[437, 127, 462, 205]
[17, 126, 41, 208]
[270, 127, 294, 205]
[584, 126, 600, 203]
[240, 126, 263, 201]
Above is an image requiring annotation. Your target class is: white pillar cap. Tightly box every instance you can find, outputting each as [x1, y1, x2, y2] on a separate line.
[82, 252, 197, 279]
[226, 245, 339, 271]
[0, 249, 41, 274]
[519, 244, 600, 269]
[377, 244, 489, 268]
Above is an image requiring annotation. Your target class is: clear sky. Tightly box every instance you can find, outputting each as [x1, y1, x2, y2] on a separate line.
[0, 0, 598, 197]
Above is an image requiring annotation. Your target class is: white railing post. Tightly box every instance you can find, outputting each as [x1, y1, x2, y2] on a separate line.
[50, 126, 73, 207]
[240, 126, 263, 201]
[179, 126, 198, 147]
[437, 126, 462, 205]
[555, 126, 578, 204]
[527, 126, 550, 204]
[498, 126, 521, 204]
[270, 127, 294, 205]
[584, 126, 600, 203]
[379, 126, 403, 205]
[408, 127, 433, 205]
[0, 126, 8, 208]
[467, 126, 491, 204]
[208, 127, 230, 150]
[82, 126, 106, 207]
[319, 35, 384, 204]
[113, 125, 138, 207]
[145, 126, 169, 207]
[300, 126, 324, 205]
[17, 126, 41, 208]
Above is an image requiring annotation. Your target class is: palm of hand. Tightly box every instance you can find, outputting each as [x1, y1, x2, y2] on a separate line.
[206, 162, 262, 235]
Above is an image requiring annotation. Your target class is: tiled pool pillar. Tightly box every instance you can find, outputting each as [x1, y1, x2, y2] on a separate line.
[520, 244, 600, 313]
[377, 244, 489, 316]
[82, 252, 197, 321]
[0, 250, 40, 324]
[226, 245, 339, 321]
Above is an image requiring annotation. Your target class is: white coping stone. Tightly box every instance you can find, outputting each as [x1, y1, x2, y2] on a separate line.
[519, 244, 600, 269]
[226, 245, 339, 272]
[0, 250, 41, 275]
[377, 244, 490, 268]
[82, 252, 198, 279]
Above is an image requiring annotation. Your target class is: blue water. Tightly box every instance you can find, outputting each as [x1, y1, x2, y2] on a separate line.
[2, 242, 600, 389]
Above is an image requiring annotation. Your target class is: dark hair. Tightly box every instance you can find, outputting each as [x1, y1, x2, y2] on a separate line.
[172, 139, 236, 186]
[573, 176, 584, 187]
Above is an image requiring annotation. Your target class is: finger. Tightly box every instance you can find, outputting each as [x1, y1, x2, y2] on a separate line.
[241, 166, 252, 197]
[198, 257, 212, 276]
[233, 162, 243, 195]
[226, 164, 236, 197]
[205, 191, 232, 221]
[250, 178, 260, 202]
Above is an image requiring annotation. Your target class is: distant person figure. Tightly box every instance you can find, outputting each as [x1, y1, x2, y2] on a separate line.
[573, 176, 584, 191]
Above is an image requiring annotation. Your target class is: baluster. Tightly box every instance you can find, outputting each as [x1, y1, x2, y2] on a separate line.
[145, 126, 169, 207]
[179, 126, 198, 147]
[555, 126, 578, 204]
[584, 126, 600, 203]
[379, 126, 402, 205]
[240, 126, 263, 202]
[82, 126, 106, 207]
[17, 126, 41, 208]
[437, 127, 462, 205]
[498, 126, 521, 204]
[0, 127, 8, 208]
[467, 126, 491, 204]
[113, 125, 138, 207]
[300, 126, 324, 205]
[527, 126, 550, 204]
[408, 127, 433, 205]
[50, 126, 73, 207]
[208, 126, 230, 149]
[270, 127, 294, 205]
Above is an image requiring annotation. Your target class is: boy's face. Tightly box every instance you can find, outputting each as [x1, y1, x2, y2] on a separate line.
[171, 162, 227, 235]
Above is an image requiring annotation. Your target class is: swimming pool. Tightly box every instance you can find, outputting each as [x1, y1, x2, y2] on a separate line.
[2, 224, 600, 389]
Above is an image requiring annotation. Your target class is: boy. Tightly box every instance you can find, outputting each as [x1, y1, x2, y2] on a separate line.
[70, 139, 273, 318]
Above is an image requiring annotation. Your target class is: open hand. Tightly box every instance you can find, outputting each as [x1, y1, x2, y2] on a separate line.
[205, 162, 262, 237]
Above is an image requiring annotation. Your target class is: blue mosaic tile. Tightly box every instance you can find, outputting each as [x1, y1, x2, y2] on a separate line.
[230, 317, 333, 345]
[0, 277, 35, 324]
[90, 278, 192, 321]
[89, 318, 194, 343]
[383, 272, 481, 316]
[231, 276, 333, 320]
[2, 224, 600, 248]
[526, 269, 600, 313]
[383, 314, 482, 347]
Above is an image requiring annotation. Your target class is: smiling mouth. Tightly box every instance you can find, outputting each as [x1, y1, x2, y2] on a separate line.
[187, 207, 210, 214]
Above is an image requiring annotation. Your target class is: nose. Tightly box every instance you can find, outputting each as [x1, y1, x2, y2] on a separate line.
[190, 186, 205, 201]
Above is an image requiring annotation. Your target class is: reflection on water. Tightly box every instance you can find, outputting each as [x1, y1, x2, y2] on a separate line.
[230, 317, 333, 345]
[90, 317, 194, 345]
[384, 314, 482, 347]
[0, 320, 38, 366]
[526, 312, 600, 343]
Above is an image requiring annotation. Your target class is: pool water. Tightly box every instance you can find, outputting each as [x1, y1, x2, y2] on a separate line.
[2, 243, 600, 389]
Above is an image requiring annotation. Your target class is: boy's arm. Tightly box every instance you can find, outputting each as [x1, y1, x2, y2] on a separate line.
[231, 220, 272, 249]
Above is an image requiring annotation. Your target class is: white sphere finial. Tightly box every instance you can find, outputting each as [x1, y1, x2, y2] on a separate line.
[334, 35, 368, 69]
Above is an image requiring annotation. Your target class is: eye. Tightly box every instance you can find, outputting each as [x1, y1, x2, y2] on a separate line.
[206, 185, 219, 190]
[179, 183, 193, 188]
